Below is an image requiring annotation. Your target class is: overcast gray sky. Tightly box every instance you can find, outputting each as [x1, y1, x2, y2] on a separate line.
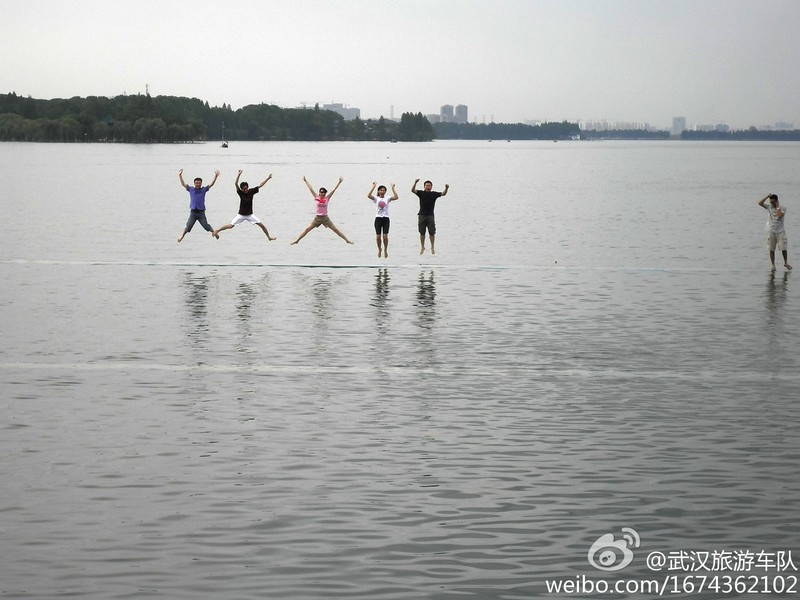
[2, 0, 799, 129]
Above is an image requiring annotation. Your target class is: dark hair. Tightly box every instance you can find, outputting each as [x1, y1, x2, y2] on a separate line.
[240, 182, 249, 189]
[194, 178, 202, 183]
[319, 188, 327, 194]
[770, 194, 779, 201]
[377, 185, 387, 193]
[424, 180, 433, 186]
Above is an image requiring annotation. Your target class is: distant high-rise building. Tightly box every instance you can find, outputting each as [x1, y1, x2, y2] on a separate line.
[440, 104, 454, 123]
[455, 104, 468, 124]
[322, 103, 361, 121]
[671, 116, 686, 136]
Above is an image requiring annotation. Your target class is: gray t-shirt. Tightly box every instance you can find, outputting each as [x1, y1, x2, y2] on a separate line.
[766, 204, 787, 234]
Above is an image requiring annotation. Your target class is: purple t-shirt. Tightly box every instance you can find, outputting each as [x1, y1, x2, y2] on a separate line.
[186, 185, 210, 210]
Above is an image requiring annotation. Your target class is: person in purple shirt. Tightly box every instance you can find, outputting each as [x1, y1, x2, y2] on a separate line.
[177, 168, 220, 242]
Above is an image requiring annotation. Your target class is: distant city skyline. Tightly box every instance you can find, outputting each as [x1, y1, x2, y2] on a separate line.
[295, 99, 795, 132]
[3, 0, 800, 131]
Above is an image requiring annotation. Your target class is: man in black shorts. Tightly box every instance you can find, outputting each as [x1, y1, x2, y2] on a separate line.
[412, 179, 449, 255]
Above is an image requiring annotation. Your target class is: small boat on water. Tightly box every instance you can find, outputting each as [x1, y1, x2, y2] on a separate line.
[221, 141, 228, 148]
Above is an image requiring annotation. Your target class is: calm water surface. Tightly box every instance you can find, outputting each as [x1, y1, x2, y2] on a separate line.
[1, 141, 799, 599]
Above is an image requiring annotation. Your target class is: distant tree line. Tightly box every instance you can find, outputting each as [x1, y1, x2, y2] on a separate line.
[0, 92, 434, 143]
[6, 92, 798, 143]
[580, 129, 670, 140]
[434, 120, 580, 140]
[680, 128, 800, 141]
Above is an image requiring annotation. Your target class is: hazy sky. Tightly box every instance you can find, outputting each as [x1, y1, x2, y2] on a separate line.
[3, 0, 799, 129]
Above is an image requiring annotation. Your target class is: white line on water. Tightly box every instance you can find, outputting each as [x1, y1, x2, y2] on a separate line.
[0, 259, 765, 273]
[0, 361, 796, 382]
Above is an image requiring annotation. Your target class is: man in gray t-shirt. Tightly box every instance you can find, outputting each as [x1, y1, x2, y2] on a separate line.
[758, 193, 792, 271]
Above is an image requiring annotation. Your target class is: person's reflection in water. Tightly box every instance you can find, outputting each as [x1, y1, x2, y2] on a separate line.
[302, 273, 348, 357]
[764, 270, 789, 329]
[236, 281, 256, 324]
[413, 270, 439, 368]
[234, 275, 272, 357]
[371, 268, 391, 336]
[182, 272, 211, 347]
[415, 270, 437, 330]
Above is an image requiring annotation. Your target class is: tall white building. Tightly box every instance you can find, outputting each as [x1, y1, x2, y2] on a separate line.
[671, 116, 686, 136]
[455, 104, 468, 124]
[440, 105, 454, 123]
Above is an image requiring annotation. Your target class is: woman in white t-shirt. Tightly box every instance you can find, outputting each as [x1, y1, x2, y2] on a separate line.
[367, 182, 398, 258]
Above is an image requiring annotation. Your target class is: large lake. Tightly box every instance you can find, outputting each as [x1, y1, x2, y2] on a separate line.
[1, 140, 799, 599]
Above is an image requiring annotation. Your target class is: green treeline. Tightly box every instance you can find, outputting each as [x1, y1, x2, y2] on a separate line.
[0, 92, 434, 142]
[434, 120, 580, 140]
[580, 129, 670, 140]
[680, 129, 800, 141]
[8, 91, 797, 143]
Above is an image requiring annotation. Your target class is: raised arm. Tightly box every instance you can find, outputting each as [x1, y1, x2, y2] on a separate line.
[207, 170, 221, 189]
[758, 194, 771, 208]
[258, 174, 273, 188]
[389, 183, 399, 201]
[328, 177, 344, 198]
[178, 169, 187, 188]
[302, 176, 316, 197]
[411, 178, 419, 194]
[235, 169, 243, 189]
[440, 183, 450, 197]
[367, 182, 377, 199]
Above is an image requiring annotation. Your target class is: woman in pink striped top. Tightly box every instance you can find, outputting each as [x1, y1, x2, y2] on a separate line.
[291, 176, 354, 245]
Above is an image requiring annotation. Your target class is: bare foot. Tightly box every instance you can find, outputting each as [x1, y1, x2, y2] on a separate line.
[347, 240, 354, 245]
[177, 236, 184, 243]
[772, 265, 777, 271]
[212, 231, 219, 239]
[268, 236, 276, 241]
[384, 251, 388, 258]
[291, 240, 299, 245]
[420, 247, 425, 255]
[431, 248, 436, 255]
[786, 263, 793, 270]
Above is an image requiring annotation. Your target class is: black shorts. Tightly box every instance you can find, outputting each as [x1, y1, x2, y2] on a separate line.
[374, 217, 390, 234]
[418, 214, 436, 235]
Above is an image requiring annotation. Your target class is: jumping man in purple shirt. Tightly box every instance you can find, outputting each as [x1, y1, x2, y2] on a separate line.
[177, 169, 220, 242]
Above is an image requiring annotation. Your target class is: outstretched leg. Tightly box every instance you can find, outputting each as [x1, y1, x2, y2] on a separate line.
[291, 223, 314, 245]
[329, 223, 354, 244]
[258, 223, 276, 241]
[198, 213, 217, 239]
[177, 228, 188, 243]
[213, 223, 234, 238]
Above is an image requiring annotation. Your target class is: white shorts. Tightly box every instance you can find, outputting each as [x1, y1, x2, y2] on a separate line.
[231, 214, 261, 226]
[767, 231, 787, 252]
